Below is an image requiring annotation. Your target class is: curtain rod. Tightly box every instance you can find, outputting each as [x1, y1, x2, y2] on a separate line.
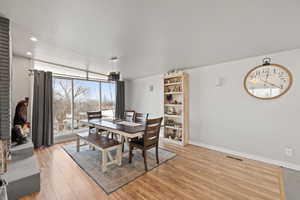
[28, 69, 113, 83]
[14, 53, 108, 77]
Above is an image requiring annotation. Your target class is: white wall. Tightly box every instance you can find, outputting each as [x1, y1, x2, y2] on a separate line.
[11, 56, 33, 120]
[126, 49, 300, 169]
[125, 74, 164, 118]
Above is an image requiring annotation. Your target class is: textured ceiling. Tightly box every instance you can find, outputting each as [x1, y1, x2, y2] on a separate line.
[1, 0, 300, 79]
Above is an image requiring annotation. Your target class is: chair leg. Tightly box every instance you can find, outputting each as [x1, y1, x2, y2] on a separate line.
[121, 136, 125, 152]
[102, 150, 107, 172]
[143, 150, 148, 171]
[156, 145, 159, 164]
[129, 145, 133, 163]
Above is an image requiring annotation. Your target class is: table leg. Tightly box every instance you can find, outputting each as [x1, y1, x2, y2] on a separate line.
[76, 136, 80, 152]
[107, 151, 113, 162]
[117, 145, 122, 166]
[102, 150, 107, 172]
[121, 136, 131, 158]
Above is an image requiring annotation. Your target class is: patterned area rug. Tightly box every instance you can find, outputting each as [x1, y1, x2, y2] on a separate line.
[63, 143, 176, 194]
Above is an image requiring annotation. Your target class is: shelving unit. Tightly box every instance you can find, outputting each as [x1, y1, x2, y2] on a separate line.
[164, 104, 183, 107]
[164, 82, 182, 86]
[163, 72, 189, 146]
[164, 114, 182, 118]
[164, 92, 183, 95]
[165, 126, 182, 130]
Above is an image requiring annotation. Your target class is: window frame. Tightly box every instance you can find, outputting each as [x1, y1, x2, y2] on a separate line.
[52, 76, 116, 142]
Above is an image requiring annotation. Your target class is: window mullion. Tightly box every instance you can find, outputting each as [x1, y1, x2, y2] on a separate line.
[71, 79, 74, 134]
[99, 82, 102, 111]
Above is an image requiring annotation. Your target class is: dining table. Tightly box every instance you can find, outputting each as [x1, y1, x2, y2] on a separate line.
[79, 118, 146, 153]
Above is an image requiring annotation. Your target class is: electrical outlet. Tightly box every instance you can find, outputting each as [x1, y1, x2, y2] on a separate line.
[285, 148, 293, 157]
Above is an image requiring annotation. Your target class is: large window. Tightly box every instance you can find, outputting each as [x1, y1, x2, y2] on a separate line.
[101, 82, 116, 117]
[53, 77, 116, 137]
[53, 79, 73, 136]
[74, 80, 101, 133]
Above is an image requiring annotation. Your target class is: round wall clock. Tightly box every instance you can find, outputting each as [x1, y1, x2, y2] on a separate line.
[244, 58, 293, 100]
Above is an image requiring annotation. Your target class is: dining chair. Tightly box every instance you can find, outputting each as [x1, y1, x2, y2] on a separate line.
[124, 110, 135, 122]
[87, 111, 102, 119]
[121, 110, 135, 152]
[122, 112, 148, 152]
[87, 111, 103, 134]
[128, 117, 163, 171]
[135, 112, 149, 124]
[87, 111, 110, 137]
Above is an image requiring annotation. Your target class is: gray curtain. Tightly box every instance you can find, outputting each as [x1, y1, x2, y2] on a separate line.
[32, 70, 53, 148]
[115, 81, 125, 119]
[0, 16, 10, 141]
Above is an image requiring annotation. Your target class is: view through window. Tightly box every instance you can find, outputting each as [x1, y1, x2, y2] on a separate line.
[101, 82, 116, 117]
[53, 77, 116, 137]
[53, 78, 73, 136]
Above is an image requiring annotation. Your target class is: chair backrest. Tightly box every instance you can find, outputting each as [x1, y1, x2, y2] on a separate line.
[124, 110, 135, 122]
[143, 117, 163, 147]
[135, 113, 149, 124]
[87, 111, 102, 120]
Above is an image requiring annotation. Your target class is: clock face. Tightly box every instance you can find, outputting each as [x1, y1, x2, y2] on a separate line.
[244, 64, 292, 99]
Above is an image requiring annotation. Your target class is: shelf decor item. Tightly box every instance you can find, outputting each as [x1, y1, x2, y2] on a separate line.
[163, 72, 189, 146]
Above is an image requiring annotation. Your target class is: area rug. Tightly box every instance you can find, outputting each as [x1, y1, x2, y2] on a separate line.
[63, 143, 176, 194]
[283, 167, 300, 200]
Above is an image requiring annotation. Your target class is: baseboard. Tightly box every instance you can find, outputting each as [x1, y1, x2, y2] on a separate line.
[189, 141, 300, 171]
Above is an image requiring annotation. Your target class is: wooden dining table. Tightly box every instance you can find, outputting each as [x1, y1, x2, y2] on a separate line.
[80, 118, 146, 152]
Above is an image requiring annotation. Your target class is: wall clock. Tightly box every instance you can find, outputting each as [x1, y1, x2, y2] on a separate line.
[244, 58, 293, 100]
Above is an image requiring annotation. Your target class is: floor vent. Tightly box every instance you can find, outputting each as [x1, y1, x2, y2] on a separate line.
[226, 156, 243, 161]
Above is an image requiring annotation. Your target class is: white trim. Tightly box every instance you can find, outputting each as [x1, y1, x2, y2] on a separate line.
[189, 141, 300, 171]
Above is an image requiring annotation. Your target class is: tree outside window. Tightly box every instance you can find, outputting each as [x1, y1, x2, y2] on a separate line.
[53, 78, 116, 136]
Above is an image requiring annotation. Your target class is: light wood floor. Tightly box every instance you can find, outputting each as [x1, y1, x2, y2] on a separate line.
[20, 142, 285, 200]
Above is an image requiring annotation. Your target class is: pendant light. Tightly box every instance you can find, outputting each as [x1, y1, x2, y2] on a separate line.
[108, 56, 120, 81]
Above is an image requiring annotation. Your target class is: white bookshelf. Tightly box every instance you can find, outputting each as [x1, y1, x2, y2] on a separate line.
[163, 72, 189, 146]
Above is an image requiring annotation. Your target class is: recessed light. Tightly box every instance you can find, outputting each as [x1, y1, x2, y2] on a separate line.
[27, 51, 32, 56]
[30, 36, 38, 42]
